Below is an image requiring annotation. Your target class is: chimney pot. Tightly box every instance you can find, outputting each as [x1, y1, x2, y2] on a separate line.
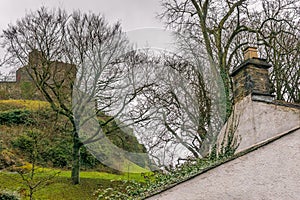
[244, 47, 258, 60]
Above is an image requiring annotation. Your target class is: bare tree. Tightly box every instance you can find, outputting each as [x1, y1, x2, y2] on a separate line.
[152, 0, 299, 166]
[160, 0, 300, 116]
[67, 17, 155, 174]
[253, 0, 300, 102]
[0, 52, 12, 81]
[13, 130, 59, 200]
[1, 7, 150, 184]
[119, 51, 225, 167]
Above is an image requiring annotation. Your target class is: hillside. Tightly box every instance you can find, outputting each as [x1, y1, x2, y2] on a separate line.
[0, 99, 151, 173]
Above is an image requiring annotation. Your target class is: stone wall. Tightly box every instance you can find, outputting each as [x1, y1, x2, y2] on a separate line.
[217, 94, 300, 153]
[0, 51, 76, 100]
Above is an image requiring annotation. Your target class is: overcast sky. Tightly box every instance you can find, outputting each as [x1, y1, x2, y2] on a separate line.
[0, 0, 163, 31]
[0, 0, 175, 74]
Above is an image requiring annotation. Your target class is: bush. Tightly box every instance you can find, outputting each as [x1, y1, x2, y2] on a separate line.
[43, 139, 72, 168]
[11, 131, 101, 169]
[0, 100, 49, 111]
[11, 132, 38, 155]
[80, 146, 100, 169]
[0, 109, 33, 125]
[43, 141, 100, 169]
[11, 130, 50, 169]
[0, 190, 20, 200]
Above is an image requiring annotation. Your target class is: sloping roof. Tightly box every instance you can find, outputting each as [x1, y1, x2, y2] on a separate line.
[147, 127, 300, 200]
[146, 95, 300, 199]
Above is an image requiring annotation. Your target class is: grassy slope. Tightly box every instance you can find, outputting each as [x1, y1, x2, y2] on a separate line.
[0, 99, 151, 172]
[0, 170, 147, 200]
[0, 100, 152, 199]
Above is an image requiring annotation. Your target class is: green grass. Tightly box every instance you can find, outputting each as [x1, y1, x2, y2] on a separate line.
[58, 171, 147, 181]
[25, 166, 149, 181]
[0, 170, 149, 200]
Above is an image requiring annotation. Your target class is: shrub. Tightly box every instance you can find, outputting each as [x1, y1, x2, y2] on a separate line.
[80, 146, 100, 169]
[11, 131, 101, 169]
[0, 100, 49, 111]
[11, 132, 36, 154]
[43, 139, 72, 168]
[0, 109, 33, 125]
[0, 190, 20, 200]
[42, 141, 100, 169]
[11, 131, 54, 167]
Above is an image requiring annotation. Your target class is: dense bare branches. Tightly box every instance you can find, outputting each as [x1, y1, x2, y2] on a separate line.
[1, 7, 144, 184]
[120, 51, 225, 167]
[255, 0, 300, 102]
[156, 0, 299, 164]
[160, 0, 299, 106]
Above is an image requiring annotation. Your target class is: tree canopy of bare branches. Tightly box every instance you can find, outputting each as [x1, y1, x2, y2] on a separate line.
[160, 0, 300, 111]
[1, 7, 151, 184]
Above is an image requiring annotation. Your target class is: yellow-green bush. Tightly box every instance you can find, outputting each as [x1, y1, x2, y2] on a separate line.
[0, 100, 50, 111]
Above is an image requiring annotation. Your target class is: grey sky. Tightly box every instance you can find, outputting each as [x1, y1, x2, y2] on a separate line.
[0, 0, 163, 31]
[0, 0, 175, 74]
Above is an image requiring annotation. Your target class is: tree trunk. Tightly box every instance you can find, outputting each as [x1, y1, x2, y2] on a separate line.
[71, 131, 81, 185]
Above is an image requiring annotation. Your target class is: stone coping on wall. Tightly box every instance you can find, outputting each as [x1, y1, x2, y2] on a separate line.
[251, 93, 300, 110]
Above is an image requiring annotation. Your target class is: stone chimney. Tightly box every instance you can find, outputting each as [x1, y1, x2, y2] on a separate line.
[231, 47, 274, 103]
